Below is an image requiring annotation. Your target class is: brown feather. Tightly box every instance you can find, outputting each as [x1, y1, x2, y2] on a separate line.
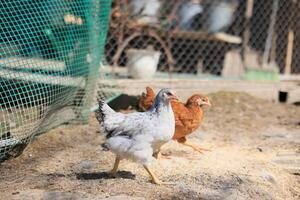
[138, 86, 155, 111]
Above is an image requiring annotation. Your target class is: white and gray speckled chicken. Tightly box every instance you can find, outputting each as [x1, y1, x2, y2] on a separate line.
[95, 88, 178, 184]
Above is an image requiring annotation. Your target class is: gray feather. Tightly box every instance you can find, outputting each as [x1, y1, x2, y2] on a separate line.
[95, 88, 175, 165]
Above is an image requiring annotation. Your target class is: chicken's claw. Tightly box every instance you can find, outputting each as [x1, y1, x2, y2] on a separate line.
[181, 141, 211, 154]
[192, 146, 211, 154]
[108, 171, 117, 178]
[144, 165, 174, 185]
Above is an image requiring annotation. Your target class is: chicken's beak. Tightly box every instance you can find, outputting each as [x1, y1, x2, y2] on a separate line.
[204, 100, 211, 107]
[206, 100, 211, 107]
[198, 99, 211, 107]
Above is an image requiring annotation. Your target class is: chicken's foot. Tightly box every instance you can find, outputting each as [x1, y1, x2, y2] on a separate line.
[143, 165, 174, 185]
[181, 141, 210, 154]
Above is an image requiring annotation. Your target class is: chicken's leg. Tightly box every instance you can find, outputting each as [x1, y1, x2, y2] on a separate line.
[181, 141, 210, 153]
[109, 156, 120, 178]
[143, 165, 174, 185]
[143, 165, 161, 184]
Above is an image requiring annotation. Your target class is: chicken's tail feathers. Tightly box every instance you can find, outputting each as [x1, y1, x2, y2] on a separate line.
[95, 100, 115, 123]
[137, 86, 156, 111]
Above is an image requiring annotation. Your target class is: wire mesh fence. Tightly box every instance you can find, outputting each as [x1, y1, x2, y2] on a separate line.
[0, 0, 111, 162]
[103, 0, 300, 79]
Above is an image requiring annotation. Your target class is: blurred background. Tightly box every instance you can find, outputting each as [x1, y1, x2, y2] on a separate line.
[104, 0, 300, 76]
[97, 0, 300, 103]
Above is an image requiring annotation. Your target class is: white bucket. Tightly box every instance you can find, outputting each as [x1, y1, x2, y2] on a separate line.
[126, 48, 160, 79]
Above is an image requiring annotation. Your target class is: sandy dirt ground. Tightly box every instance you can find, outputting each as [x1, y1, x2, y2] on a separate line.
[0, 92, 299, 200]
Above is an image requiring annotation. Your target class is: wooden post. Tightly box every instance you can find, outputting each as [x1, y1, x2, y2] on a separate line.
[262, 0, 279, 67]
[242, 0, 254, 62]
[284, 30, 294, 75]
[270, 32, 277, 62]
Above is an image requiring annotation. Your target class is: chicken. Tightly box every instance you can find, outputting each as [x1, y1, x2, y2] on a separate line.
[139, 87, 211, 156]
[138, 86, 155, 111]
[95, 88, 178, 184]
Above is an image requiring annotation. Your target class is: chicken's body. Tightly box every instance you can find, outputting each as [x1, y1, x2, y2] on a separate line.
[101, 110, 174, 164]
[139, 87, 210, 154]
[96, 88, 177, 184]
[172, 101, 203, 141]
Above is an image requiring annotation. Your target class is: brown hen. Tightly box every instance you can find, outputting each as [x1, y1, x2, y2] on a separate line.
[138, 86, 155, 111]
[139, 87, 211, 156]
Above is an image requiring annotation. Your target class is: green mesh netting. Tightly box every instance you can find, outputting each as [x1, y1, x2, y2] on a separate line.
[0, 0, 111, 162]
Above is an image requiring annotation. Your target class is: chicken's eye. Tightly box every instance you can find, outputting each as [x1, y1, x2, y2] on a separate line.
[166, 92, 172, 96]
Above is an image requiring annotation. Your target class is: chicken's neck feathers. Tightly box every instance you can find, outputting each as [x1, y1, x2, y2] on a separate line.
[150, 100, 172, 115]
[154, 102, 175, 129]
[186, 104, 203, 117]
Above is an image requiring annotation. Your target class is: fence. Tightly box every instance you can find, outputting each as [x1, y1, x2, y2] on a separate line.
[103, 0, 300, 79]
[0, 0, 111, 162]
